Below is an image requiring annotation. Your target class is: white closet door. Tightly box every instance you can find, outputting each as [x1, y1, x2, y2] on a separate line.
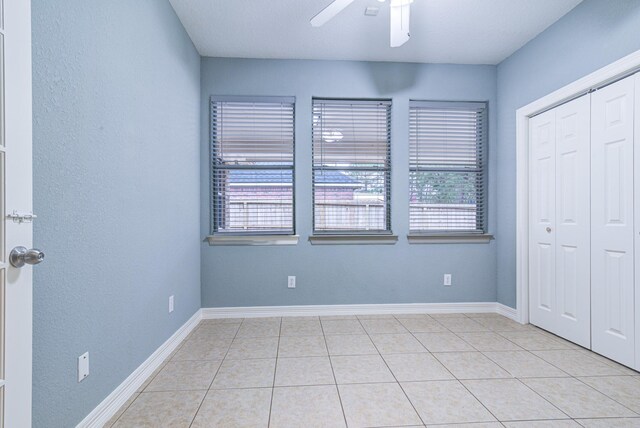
[635, 72, 640, 371]
[553, 95, 591, 347]
[530, 109, 557, 331]
[591, 74, 635, 367]
[529, 96, 591, 347]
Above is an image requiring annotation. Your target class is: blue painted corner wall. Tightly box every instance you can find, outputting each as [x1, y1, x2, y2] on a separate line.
[200, 59, 499, 308]
[495, 0, 640, 308]
[31, 0, 201, 426]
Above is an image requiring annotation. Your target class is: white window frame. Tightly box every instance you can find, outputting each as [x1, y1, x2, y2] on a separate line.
[207, 95, 298, 246]
[310, 98, 396, 244]
[407, 100, 492, 244]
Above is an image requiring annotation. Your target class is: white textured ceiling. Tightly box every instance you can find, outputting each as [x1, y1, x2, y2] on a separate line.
[169, 0, 582, 65]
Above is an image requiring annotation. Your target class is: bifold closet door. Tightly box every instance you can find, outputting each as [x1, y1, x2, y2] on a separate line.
[530, 108, 556, 333]
[529, 95, 591, 348]
[591, 74, 635, 368]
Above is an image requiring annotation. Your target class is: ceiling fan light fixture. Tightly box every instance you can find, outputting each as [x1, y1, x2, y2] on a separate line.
[389, 0, 411, 47]
[310, 0, 412, 47]
[310, 0, 356, 27]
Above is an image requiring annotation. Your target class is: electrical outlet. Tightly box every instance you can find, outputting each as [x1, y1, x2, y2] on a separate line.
[288, 276, 296, 289]
[444, 274, 452, 286]
[78, 352, 89, 382]
[169, 295, 174, 313]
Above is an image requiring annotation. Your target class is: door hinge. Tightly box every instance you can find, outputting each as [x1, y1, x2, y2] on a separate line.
[7, 210, 37, 223]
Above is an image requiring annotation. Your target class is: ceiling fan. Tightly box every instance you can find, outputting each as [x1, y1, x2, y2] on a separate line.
[311, 0, 412, 48]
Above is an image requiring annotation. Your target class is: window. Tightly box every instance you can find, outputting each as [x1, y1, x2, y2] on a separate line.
[312, 98, 391, 233]
[409, 101, 487, 234]
[210, 96, 295, 235]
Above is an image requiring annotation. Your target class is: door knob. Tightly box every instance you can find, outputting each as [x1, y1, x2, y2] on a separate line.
[546, 227, 552, 233]
[10, 246, 45, 268]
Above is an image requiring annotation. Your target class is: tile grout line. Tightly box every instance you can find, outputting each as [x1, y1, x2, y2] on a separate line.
[319, 317, 350, 428]
[493, 349, 573, 379]
[106, 335, 201, 428]
[455, 377, 510, 425]
[446, 322, 523, 353]
[395, 314, 575, 425]
[526, 347, 632, 379]
[114, 320, 240, 426]
[188, 319, 242, 428]
[394, 315, 505, 425]
[425, 317, 586, 385]
[132, 322, 198, 393]
[469, 336, 574, 379]
[105, 392, 140, 427]
[509, 376, 573, 421]
[357, 316, 426, 426]
[576, 346, 640, 373]
[571, 375, 640, 416]
[266, 317, 282, 428]
[115, 314, 640, 427]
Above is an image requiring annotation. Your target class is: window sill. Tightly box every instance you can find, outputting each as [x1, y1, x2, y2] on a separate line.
[206, 235, 299, 246]
[407, 234, 493, 244]
[309, 234, 398, 245]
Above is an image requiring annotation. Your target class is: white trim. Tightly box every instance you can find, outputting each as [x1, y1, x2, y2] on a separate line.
[76, 310, 202, 428]
[76, 301, 521, 427]
[207, 235, 299, 246]
[407, 234, 493, 244]
[496, 303, 518, 321]
[309, 234, 398, 245]
[516, 48, 640, 325]
[201, 302, 503, 319]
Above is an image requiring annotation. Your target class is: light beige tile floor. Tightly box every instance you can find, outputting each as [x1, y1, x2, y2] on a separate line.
[107, 313, 640, 428]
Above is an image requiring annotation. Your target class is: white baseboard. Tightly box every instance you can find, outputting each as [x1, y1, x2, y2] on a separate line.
[201, 302, 506, 319]
[77, 301, 523, 427]
[495, 303, 519, 321]
[76, 310, 202, 428]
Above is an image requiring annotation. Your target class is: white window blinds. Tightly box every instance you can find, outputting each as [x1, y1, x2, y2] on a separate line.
[210, 96, 295, 235]
[409, 101, 487, 234]
[312, 99, 392, 233]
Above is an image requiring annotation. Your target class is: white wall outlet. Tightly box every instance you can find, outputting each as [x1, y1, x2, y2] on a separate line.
[78, 352, 89, 382]
[444, 274, 452, 286]
[169, 295, 174, 313]
[288, 276, 296, 289]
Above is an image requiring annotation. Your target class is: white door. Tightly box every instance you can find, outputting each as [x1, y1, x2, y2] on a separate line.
[529, 96, 591, 348]
[3, 0, 35, 426]
[591, 74, 636, 368]
[552, 95, 592, 347]
[530, 108, 557, 332]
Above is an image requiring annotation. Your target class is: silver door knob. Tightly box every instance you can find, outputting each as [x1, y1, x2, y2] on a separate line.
[546, 227, 552, 233]
[10, 246, 45, 268]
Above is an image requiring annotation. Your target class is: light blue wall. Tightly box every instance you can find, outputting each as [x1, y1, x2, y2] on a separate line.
[200, 58, 498, 307]
[31, 1, 201, 426]
[496, 0, 640, 307]
[31, 0, 640, 423]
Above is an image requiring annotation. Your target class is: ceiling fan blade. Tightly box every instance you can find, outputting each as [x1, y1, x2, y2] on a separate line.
[310, 0, 355, 27]
[390, 0, 411, 47]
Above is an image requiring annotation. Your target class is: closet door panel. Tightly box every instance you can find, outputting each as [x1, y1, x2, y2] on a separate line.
[554, 95, 591, 347]
[591, 75, 635, 367]
[529, 109, 557, 330]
